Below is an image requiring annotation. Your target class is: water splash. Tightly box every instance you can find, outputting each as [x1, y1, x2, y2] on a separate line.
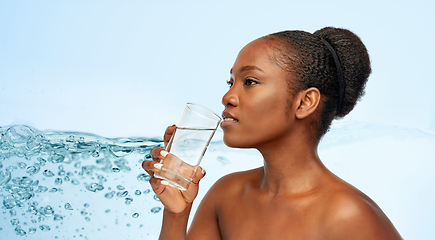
[1, 122, 433, 239]
[0, 125, 164, 238]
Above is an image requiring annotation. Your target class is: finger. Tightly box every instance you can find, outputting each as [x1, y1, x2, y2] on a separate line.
[183, 166, 206, 201]
[150, 147, 168, 162]
[141, 160, 156, 176]
[142, 159, 165, 176]
[149, 176, 170, 195]
[163, 125, 176, 148]
[191, 166, 206, 185]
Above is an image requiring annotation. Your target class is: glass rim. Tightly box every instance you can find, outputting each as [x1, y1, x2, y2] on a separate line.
[186, 103, 221, 122]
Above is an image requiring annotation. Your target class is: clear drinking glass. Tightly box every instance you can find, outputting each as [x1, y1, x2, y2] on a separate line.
[154, 103, 221, 191]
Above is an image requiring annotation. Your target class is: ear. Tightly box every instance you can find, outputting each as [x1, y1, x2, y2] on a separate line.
[295, 87, 321, 120]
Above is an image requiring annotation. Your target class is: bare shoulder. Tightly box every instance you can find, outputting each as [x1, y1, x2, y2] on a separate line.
[322, 181, 402, 240]
[212, 167, 262, 190]
[196, 166, 262, 209]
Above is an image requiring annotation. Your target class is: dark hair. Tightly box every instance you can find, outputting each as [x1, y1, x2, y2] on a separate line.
[264, 27, 371, 139]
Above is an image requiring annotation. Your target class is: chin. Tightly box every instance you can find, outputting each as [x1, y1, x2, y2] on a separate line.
[223, 136, 255, 149]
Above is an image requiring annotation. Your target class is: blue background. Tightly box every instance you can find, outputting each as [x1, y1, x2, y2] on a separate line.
[1, 1, 434, 239]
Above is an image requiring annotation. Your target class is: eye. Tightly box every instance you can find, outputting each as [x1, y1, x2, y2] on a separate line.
[244, 78, 258, 86]
[226, 79, 234, 88]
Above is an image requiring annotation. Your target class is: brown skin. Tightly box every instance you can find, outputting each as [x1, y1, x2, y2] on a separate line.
[142, 38, 403, 240]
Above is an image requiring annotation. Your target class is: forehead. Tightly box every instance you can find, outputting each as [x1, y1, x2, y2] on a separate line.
[231, 38, 282, 74]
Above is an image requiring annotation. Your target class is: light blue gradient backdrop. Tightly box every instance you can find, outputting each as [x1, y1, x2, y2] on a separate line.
[1, 0, 434, 239]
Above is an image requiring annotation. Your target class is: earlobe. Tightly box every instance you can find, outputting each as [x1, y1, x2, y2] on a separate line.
[295, 87, 321, 119]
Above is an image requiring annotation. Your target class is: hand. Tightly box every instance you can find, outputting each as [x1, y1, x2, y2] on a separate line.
[142, 125, 206, 214]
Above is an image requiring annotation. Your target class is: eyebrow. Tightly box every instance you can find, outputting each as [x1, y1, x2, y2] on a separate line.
[230, 65, 265, 74]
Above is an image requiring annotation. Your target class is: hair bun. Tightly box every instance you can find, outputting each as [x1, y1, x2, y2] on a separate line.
[314, 27, 371, 118]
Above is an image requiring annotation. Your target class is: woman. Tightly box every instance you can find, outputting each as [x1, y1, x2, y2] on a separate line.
[143, 27, 402, 239]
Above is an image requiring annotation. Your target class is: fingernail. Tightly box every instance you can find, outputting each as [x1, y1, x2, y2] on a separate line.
[154, 163, 163, 170]
[161, 180, 169, 186]
[160, 150, 168, 157]
[202, 168, 206, 175]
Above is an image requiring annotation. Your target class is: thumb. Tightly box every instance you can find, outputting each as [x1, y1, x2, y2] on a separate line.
[192, 166, 206, 185]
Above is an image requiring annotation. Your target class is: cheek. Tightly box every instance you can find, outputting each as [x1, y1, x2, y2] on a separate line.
[248, 91, 288, 123]
[241, 92, 290, 139]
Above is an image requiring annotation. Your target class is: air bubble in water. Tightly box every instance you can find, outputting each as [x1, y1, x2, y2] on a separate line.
[105, 191, 115, 199]
[132, 213, 139, 218]
[85, 183, 104, 192]
[125, 197, 133, 205]
[35, 186, 48, 193]
[116, 185, 125, 190]
[153, 194, 160, 202]
[14, 226, 26, 236]
[39, 225, 51, 231]
[53, 214, 63, 221]
[58, 170, 66, 176]
[97, 175, 106, 182]
[6, 165, 17, 172]
[134, 190, 141, 196]
[27, 203, 38, 215]
[117, 190, 128, 197]
[92, 150, 100, 158]
[43, 205, 54, 216]
[6, 125, 34, 146]
[11, 218, 20, 225]
[38, 157, 47, 166]
[64, 203, 73, 210]
[10, 209, 17, 216]
[137, 173, 151, 182]
[28, 227, 36, 234]
[31, 179, 39, 187]
[17, 162, 27, 169]
[43, 169, 55, 177]
[71, 179, 80, 185]
[150, 207, 161, 213]
[26, 165, 40, 175]
[48, 153, 64, 163]
[0, 171, 11, 187]
[55, 178, 63, 185]
[3, 195, 16, 209]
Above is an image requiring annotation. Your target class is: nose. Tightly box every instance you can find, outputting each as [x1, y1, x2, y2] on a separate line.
[222, 86, 239, 107]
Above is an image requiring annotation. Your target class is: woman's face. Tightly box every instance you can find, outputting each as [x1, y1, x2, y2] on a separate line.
[221, 38, 297, 149]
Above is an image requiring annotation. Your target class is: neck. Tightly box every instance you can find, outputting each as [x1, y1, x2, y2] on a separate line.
[256, 129, 327, 196]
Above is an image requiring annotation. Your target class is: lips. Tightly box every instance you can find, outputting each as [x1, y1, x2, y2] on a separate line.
[221, 111, 238, 128]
